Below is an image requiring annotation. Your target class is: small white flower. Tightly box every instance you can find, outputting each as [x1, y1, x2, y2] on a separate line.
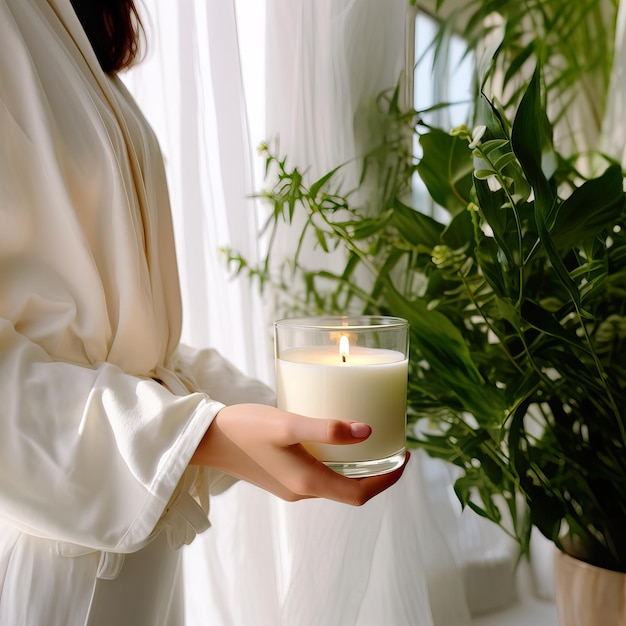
[486, 175, 502, 192]
[468, 125, 487, 149]
[480, 223, 494, 237]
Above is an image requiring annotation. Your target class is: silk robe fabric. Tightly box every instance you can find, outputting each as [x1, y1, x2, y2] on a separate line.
[0, 0, 273, 623]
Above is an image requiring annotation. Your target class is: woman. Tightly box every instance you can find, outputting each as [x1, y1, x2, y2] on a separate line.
[0, 0, 408, 624]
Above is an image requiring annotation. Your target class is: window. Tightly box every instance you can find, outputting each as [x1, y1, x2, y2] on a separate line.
[412, 10, 474, 221]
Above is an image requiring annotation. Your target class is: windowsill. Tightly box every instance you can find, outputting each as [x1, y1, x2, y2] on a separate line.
[471, 562, 559, 626]
[471, 596, 558, 626]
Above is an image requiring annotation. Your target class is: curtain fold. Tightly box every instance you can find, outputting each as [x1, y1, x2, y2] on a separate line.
[603, 0, 626, 167]
[259, 4, 471, 624]
[122, 0, 272, 386]
[183, 454, 474, 626]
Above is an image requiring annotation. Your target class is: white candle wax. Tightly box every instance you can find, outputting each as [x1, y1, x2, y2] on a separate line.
[276, 346, 408, 463]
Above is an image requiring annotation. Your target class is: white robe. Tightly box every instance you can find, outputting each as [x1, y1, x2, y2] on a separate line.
[0, 1, 271, 623]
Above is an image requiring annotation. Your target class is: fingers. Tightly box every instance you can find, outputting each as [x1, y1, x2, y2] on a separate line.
[352, 452, 411, 504]
[289, 415, 372, 445]
[216, 404, 372, 446]
[303, 451, 411, 506]
[273, 446, 410, 505]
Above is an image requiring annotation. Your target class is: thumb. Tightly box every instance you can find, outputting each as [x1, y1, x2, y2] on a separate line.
[297, 417, 372, 445]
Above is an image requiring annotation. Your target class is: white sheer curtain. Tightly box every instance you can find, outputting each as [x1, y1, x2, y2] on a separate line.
[603, 0, 626, 166]
[256, 6, 470, 625]
[124, 1, 472, 624]
[123, 0, 272, 386]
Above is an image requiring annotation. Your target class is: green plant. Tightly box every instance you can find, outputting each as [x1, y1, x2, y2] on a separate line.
[226, 1, 626, 572]
[424, 0, 617, 151]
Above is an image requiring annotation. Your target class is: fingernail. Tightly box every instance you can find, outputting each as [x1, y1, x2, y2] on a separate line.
[350, 422, 371, 438]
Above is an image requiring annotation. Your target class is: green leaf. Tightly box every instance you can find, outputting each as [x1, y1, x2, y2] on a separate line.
[314, 228, 329, 252]
[309, 165, 342, 200]
[474, 169, 496, 180]
[417, 130, 474, 215]
[349, 218, 386, 240]
[390, 199, 445, 249]
[520, 299, 589, 352]
[504, 41, 537, 86]
[454, 470, 504, 524]
[508, 400, 563, 543]
[474, 236, 507, 298]
[494, 152, 518, 171]
[479, 139, 510, 154]
[441, 208, 475, 251]
[511, 65, 585, 315]
[473, 177, 519, 272]
[551, 164, 625, 251]
[383, 281, 506, 425]
[510, 66, 555, 217]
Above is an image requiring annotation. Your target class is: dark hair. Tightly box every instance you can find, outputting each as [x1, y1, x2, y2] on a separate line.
[70, 0, 144, 73]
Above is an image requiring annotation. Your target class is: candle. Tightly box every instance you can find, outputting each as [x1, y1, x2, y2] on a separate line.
[274, 316, 409, 477]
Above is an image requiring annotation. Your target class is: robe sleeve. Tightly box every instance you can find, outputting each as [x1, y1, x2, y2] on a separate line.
[169, 344, 278, 498]
[0, 317, 225, 553]
[173, 343, 277, 408]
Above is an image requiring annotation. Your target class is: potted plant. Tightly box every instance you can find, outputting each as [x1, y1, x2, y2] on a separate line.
[226, 2, 626, 622]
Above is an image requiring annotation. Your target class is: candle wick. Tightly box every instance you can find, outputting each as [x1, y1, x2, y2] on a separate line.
[342, 354, 346, 363]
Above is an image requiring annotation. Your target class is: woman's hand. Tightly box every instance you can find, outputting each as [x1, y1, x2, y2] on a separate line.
[191, 403, 409, 505]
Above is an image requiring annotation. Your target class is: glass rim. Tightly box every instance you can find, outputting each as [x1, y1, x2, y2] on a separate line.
[274, 315, 408, 331]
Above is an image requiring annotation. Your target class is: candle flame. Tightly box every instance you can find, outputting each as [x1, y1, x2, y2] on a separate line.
[339, 335, 350, 363]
